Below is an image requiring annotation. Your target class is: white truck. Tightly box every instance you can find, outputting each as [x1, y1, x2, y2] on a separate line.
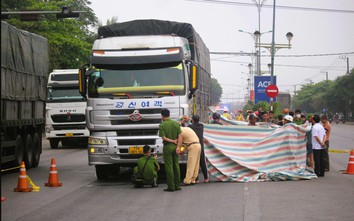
[45, 69, 89, 149]
[79, 20, 211, 180]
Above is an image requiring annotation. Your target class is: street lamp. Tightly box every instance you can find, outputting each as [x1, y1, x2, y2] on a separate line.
[239, 29, 272, 76]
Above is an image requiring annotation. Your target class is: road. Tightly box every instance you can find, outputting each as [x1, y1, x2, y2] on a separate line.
[2, 123, 354, 221]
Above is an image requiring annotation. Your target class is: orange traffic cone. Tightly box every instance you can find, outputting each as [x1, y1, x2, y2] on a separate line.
[343, 150, 354, 175]
[14, 161, 33, 192]
[45, 158, 62, 187]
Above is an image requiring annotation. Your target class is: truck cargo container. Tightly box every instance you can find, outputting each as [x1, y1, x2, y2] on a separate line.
[1, 21, 49, 168]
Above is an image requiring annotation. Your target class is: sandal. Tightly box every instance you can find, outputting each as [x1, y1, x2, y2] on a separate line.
[204, 178, 210, 183]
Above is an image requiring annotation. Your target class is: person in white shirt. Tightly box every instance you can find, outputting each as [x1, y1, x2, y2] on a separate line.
[311, 114, 326, 177]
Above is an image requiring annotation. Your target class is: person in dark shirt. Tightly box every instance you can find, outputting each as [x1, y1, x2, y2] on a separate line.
[211, 112, 223, 125]
[189, 115, 209, 183]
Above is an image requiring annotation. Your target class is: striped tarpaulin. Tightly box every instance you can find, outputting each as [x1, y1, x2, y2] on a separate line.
[203, 123, 317, 182]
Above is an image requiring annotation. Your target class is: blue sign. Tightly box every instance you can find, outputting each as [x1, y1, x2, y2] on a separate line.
[254, 76, 277, 104]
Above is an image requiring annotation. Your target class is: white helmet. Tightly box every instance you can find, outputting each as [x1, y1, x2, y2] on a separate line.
[284, 115, 293, 122]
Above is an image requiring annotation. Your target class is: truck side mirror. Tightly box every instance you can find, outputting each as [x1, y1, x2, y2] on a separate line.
[78, 67, 87, 96]
[95, 77, 104, 87]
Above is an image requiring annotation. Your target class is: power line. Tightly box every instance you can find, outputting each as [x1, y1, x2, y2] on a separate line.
[211, 51, 354, 57]
[186, 0, 354, 14]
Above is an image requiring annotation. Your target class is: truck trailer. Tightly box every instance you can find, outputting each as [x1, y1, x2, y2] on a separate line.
[45, 69, 89, 149]
[1, 21, 49, 168]
[79, 19, 211, 180]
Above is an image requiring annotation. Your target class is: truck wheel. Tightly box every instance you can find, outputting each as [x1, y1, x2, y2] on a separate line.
[61, 140, 70, 147]
[50, 139, 59, 149]
[31, 133, 41, 168]
[95, 165, 110, 180]
[14, 135, 24, 167]
[24, 134, 33, 168]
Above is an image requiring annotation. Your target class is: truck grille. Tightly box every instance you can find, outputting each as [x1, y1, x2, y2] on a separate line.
[111, 119, 161, 125]
[51, 114, 86, 123]
[118, 139, 156, 146]
[117, 129, 158, 136]
[53, 124, 86, 130]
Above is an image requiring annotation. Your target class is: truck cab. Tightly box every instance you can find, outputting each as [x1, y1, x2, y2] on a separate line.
[45, 69, 89, 148]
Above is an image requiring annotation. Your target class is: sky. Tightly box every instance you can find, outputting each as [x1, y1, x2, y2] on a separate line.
[90, 0, 354, 104]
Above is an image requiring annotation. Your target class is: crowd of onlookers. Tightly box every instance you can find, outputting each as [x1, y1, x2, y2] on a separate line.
[213, 107, 331, 178]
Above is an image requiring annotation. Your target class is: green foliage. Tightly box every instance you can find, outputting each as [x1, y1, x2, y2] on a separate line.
[211, 78, 222, 106]
[272, 102, 282, 117]
[254, 101, 270, 112]
[293, 68, 354, 120]
[2, 0, 98, 70]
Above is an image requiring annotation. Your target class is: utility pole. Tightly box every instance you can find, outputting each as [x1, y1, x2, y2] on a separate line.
[339, 56, 350, 74]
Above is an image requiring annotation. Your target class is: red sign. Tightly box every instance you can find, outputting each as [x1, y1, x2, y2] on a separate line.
[266, 84, 279, 98]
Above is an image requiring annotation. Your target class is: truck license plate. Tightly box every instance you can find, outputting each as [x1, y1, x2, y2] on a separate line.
[65, 133, 73, 137]
[129, 146, 143, 154]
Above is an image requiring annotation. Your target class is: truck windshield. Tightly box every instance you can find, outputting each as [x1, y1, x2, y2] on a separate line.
[88, 62, 185, 98]
[47, 87, 84, 102]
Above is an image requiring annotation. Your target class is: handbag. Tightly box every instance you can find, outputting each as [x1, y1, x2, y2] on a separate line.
[132, 155, 152, 185]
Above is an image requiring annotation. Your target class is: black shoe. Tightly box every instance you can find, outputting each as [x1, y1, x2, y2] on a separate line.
[175, 187, 182, 191]
[163, 188, 175, 192]
[152, 184, 158, 188]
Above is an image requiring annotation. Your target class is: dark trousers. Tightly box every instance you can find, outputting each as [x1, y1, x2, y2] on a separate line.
[313, 149, 325, 177]
[324, 140, 330, 171]
[163, 144, 180, 190]
[199, 146, 208, 180]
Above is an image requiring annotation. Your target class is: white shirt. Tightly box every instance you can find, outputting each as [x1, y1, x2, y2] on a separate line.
[312, 123, 326, 150]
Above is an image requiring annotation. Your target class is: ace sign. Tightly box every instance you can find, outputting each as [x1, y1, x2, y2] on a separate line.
[254, 76, 277, 104]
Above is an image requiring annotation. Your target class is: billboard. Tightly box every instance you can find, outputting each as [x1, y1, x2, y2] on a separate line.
[254, 76, 277, 104]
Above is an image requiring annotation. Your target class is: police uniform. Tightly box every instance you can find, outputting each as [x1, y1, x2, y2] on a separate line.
[159, 118, 182, 191]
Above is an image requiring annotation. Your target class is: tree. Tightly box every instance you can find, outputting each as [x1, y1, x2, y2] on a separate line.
[2, 0, 98, 70]
[292, 68, 354, 120]
[211, 78, 222, 105]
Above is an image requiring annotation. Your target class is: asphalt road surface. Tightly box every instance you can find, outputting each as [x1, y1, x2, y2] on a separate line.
[2, 123, 354, 221]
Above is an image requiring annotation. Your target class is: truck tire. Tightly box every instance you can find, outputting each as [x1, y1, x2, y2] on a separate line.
[50, 139, 59, 149]
[14, 135, 24, 167]
[31, 133, 41, 168]
[24, 134, 33, 168]
[61, 140, 70, 147]
[95, 165, 111, 180]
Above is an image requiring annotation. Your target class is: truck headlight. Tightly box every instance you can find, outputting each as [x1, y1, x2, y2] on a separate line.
[88, 137, 107, 145]
[45, 125, 53, 133]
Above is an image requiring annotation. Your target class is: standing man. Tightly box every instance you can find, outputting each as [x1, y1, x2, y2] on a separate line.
[321, 115, 331, 171]
[235, 110, 245, 121]
[248, 114, 258, 126]
[179, 126, 201, 185]
[189, 115, 209, 183]
[211, 112, 223, 125]
[159, 108, 182, 192]
[294, 109, 303, 125]
[312, 114, 326, 177]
